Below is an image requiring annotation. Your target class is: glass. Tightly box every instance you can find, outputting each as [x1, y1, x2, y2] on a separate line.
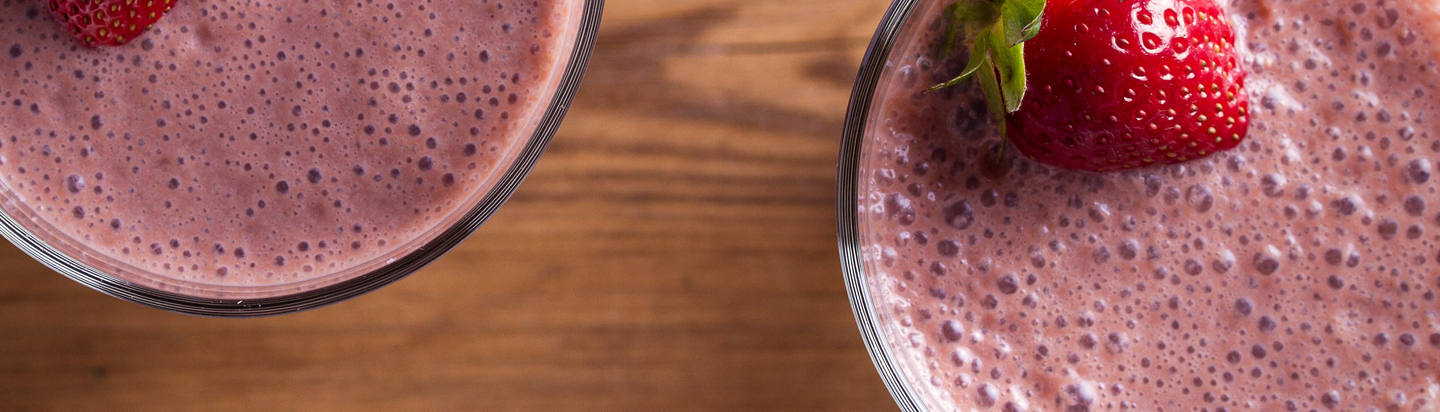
[843, 0, 1440, 410]
[0, 0, 605, 317]
[838, 0, 948, 410]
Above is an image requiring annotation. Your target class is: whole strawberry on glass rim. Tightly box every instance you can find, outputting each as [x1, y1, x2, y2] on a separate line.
[45, 0, 178, 47]
[932, 0, 1250, 171]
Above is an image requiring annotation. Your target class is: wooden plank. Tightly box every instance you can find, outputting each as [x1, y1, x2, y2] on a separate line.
[0, 0, 898, 410]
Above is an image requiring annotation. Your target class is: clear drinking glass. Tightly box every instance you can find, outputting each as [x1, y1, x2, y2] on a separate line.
[0, 0, 604, 317]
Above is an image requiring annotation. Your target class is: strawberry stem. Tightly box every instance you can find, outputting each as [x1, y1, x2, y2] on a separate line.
[930, 0, 1046, 150]
[933, 0, 1048, 160]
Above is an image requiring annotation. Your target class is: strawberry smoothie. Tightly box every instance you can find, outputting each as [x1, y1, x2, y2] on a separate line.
[0, 0, 583, 299]
[856, 0, 1440, 410]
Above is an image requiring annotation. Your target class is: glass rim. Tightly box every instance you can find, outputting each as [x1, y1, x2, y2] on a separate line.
[0, 0, 606, 318]
[836, 0, 928, 410]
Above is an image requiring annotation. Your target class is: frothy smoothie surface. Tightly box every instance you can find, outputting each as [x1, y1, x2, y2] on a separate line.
[0, 0, 578, 296]
[859, 0, 1440, 410]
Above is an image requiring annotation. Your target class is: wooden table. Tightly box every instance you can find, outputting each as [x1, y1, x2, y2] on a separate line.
[0, 0, 899, 410]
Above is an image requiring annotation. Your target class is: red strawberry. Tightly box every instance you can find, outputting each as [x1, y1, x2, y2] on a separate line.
[46, 0, 177, 47]
[933, 0, 1250, 171]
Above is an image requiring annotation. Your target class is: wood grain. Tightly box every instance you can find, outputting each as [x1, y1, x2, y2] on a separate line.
[0, 0, 899, 410]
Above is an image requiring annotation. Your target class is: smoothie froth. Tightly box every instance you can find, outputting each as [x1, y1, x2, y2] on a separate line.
[0, 0, 579, 297]
[859, 0, 1440, 410]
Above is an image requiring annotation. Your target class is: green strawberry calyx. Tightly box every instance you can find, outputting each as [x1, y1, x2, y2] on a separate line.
[928, 0, 1046, 139]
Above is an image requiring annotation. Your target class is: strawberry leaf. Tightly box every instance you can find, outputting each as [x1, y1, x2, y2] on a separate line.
[987, 33, 1026, 113]
[928, 31, 992, 91]
[939, 0, 1000, 59]
[939, 2, 962, 59]
[975, 54, 1007, 138]
[931, 0, 1046, 122]
[1000, 0, 1045, 46]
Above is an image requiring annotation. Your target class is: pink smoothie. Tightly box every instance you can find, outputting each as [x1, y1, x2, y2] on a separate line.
[859, 0, 1440, 410]
[0, 0, 580, 298]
